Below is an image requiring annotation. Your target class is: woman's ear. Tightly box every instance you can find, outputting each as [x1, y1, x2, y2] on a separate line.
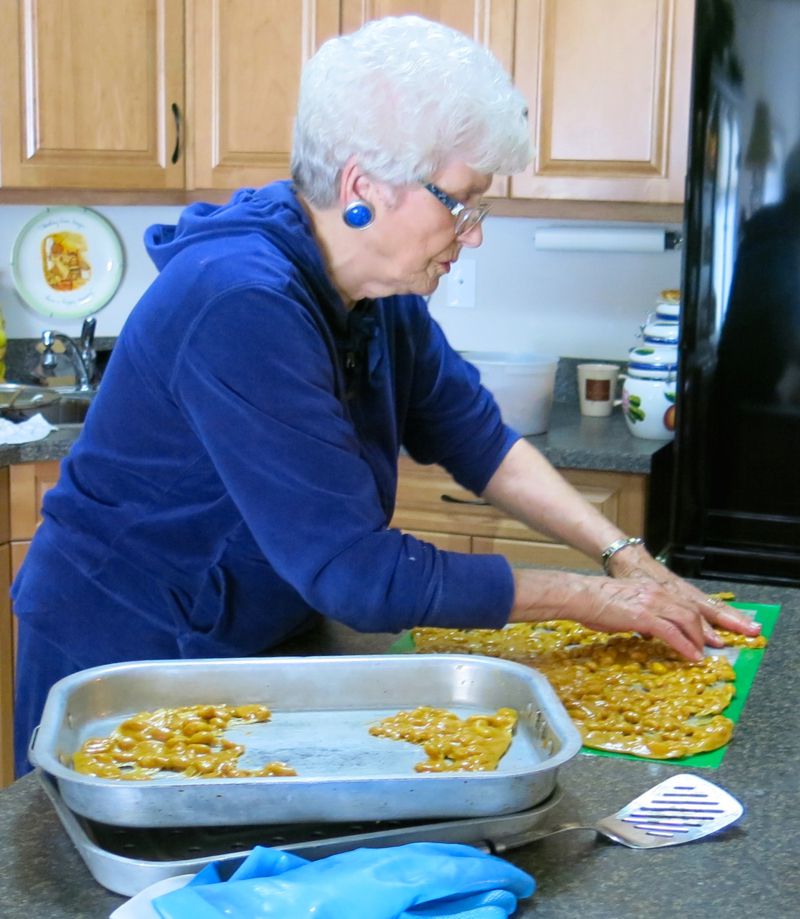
[339, 156, 395, 210]
[339, 157, 371, 207]
[339, 157, 391, 229]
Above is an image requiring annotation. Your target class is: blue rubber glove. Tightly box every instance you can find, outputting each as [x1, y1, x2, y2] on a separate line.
[152, 842, 534, 919]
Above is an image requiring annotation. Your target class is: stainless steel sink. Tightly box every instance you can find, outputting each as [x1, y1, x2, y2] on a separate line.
[0, 383, 96, 426]
[39, 392, 95, 425]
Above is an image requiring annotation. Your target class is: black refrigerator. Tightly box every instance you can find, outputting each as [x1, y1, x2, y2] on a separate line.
[665, 0, 800, 586]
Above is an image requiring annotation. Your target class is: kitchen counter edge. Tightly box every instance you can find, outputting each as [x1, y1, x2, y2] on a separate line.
[0, 402, 668, 474]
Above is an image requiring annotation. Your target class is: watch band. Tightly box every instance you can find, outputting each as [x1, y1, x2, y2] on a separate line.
[601, 536, 645, 574]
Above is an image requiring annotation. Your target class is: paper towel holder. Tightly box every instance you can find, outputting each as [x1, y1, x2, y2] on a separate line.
[533, 227, 683, 253]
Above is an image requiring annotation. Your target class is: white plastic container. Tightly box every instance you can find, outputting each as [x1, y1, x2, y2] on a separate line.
[462, 351, 559, 435]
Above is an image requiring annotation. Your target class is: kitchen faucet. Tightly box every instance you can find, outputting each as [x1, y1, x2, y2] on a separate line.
[40, 317, 97, 392]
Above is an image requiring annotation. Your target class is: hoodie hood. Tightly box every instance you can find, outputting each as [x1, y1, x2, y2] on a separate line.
[145, 180, 324, 278]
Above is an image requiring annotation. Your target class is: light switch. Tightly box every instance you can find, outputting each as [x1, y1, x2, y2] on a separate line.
[446, 259, 476, 308]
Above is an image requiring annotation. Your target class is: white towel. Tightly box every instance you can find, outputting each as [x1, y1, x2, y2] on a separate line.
[0, 412, 56, 445]
[110, 874, 194, 919]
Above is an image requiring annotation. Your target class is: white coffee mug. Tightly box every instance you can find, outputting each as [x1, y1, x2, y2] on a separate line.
[577, 363, 621, 417]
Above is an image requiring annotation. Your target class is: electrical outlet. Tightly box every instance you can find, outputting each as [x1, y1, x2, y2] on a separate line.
[446, 259, 476, 308]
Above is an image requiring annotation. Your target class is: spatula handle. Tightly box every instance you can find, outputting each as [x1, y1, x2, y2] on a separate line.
[484, 823, 595, 853]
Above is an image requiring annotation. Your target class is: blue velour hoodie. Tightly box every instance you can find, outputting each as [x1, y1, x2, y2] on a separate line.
[12, 181, 517, 669]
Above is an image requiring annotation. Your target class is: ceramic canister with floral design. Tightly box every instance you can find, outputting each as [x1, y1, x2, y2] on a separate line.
[622, 374, 677, 440]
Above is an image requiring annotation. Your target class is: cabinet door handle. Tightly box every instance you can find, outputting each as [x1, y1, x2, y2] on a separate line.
[171, 102, 182, 164]
[440, 493, 490, 507]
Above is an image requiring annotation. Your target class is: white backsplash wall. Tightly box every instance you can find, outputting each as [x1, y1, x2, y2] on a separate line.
[0, 204, 184, 340]
[427, 216, 684, 360]
[0, 204, 682, 359]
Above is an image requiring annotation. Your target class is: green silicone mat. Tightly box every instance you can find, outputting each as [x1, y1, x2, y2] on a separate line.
[390, 602, 780, 769]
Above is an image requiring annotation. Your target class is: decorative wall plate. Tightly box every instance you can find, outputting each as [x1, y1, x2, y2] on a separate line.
[10, 207, 124, 319]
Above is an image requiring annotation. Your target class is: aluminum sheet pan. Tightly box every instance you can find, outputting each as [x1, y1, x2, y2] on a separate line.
[38, 771, 563, 897]
[31, 654, 581, 828]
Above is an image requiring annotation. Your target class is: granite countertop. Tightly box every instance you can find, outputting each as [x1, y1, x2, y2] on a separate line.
[0, 425, 82, 466]
[526, 401, 667, 473]
[1, 577, 798, 918]
[0, 401, 668, 474]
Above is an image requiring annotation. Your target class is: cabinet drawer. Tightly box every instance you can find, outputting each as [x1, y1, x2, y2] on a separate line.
[393, 456, 550, 541]
[392, 455, 648, 570]
[404, 529, 472, 553]
[393, 456, 638, 542]
[472, 536, 598, 570]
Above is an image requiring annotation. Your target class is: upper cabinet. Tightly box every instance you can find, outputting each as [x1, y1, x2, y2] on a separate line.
[188, 0, 342, 189]
[0, 0, 344, 191]
[338, 1, 515, 198]
[0, 0, 185, 189]
[342, 0, 517, 65]
[339, 0, 694, 205]
[185, 1, 510, 190]
[510, 0, 694, 204]
[0, 0, 694, 206]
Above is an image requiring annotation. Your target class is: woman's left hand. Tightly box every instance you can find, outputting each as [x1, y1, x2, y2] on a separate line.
[606, 543, 762, 647]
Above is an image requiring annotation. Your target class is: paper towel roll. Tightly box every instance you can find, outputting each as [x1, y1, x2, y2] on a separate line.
[533, 227, 668, 253]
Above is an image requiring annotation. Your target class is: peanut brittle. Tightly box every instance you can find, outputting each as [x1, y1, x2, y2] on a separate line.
[412, 620, 765, 759]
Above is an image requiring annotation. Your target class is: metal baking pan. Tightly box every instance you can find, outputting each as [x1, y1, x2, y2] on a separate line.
[30, 654, 581, 828]
[38, 770, 563, 897]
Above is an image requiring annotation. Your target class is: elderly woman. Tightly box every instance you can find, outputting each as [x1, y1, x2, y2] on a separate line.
[12, 16, 758, 776]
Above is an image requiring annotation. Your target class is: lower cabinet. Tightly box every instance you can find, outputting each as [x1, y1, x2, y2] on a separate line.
[0, 542, 13, 788]
[391, 456, 647, 569]
[0, 460, 61, 787]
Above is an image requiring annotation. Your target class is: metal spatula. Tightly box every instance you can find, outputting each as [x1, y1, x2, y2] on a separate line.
[493, 774, 743, 851]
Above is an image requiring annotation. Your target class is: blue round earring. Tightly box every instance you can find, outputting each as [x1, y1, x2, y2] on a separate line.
[342, 200, 374, 229]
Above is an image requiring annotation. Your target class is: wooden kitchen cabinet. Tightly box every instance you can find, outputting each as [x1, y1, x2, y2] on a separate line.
[192, 0, 510, 189]
[3, 0, 479, 193]
[0, 0, 512, 193]
[509, 0, 694, 204]
[342, 0, 694, 206]
[339, 0, 515, 198]
[391, 455, 647, 569]
[0, 459, 61, 787]
[6, 461, 62, 542]
[0, 0, 186, 190]
[0, 0, 694, 207]
[0, 542, 13, 788]
[187, 0, 344, 189]
[0, 0, 344, 192]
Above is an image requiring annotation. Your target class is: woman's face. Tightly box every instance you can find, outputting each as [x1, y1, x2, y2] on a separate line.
[359, 162, 492, 300]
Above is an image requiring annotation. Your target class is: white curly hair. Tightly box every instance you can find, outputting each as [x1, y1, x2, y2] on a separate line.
[291, 16, 532, 207]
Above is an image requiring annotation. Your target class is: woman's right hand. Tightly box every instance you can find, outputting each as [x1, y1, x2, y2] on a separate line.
[509, 568, 730, 661]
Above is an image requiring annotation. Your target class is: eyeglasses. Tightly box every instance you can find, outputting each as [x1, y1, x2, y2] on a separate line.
[423, 183, 490, 237]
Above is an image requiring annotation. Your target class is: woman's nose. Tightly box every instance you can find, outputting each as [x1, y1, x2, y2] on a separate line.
[457, 223, 484, 248]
